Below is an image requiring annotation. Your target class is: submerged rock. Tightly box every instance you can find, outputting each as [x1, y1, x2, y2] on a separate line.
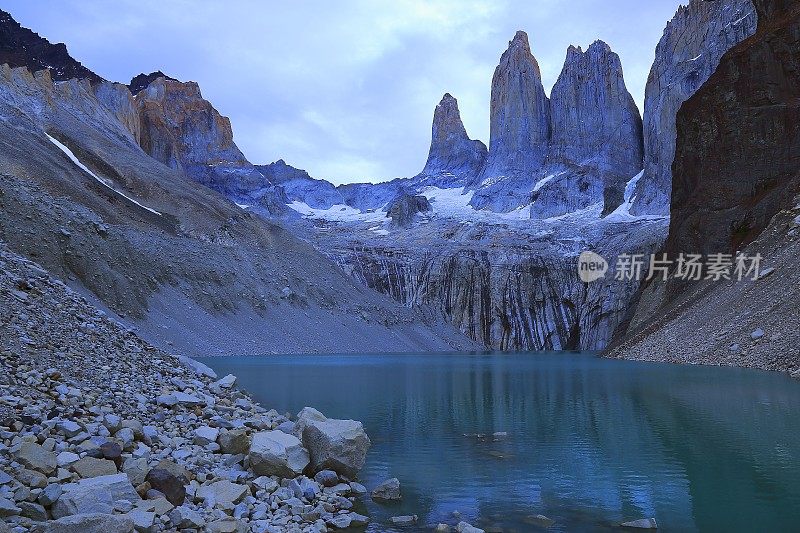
[371, 478, 402, 501]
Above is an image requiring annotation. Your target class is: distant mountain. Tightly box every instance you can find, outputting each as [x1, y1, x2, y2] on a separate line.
[0, 9, 102, 82]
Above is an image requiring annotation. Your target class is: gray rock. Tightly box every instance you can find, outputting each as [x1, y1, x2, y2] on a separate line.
[0, 496, 21, 517]
[19, 501, 48, 521]
[173, 392, 203, 406]
[297, 410, 371, 478]
[57, 451, 81, 467]
[473, 31, 550, 194]
[71, 457, 118, 478]
[248, 430, 309, 478]
[196, 480, 249, 506]
[457, 522, 485, 533]
[144, 469, 185, 506]
[630, 0, 757, 215]
[122, 457, 150, 487]
[215, 374, 237, 389]
[218, 429, 249, 455]
[15, 442, 57, 475]
[751, 328, 765, 340]
[52, 473, 140, 518]
[390, 514, 418, 525]
[127, 509, 155, 533]
[621, 518, 658, 529]
[168, 505, 205, 529]
[314, 470, 339, 488]
[41, 513, 135, 533]
[193, 425, 219, 446]
[38, 483, 62, 506]
[415, 93, 487, 188]
[371, 478, 401, 501]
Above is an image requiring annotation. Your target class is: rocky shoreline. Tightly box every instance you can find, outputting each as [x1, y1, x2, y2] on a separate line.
[0, 243, 384, 533]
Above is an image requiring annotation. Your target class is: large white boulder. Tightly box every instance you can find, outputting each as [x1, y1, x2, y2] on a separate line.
[295, 407, 371, 478]
[248, 430, 309, 478]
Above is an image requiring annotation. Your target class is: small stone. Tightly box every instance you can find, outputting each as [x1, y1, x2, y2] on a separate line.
[72, 457, 118, 478]
[390, 514, 419, 525]
[38, 484, 62, 506]
[100, 441, 123, 461]
[19, 501, 48, 521]
[127, 509, 156, 533]
[17, 468, 48, 488]
[196, 480, 249, 506]
[57, 451, 81, 467]
[751, 328, 765, 340]
[621, 518, 658, 529]
[456, 522, 485, 533]
[145, 469, 185, 506]
[524, 514, 555, 527]
[168, 505, 205, 529]
[218, 429, 249, 455]
[193, 426, 220, 446]
[215, 374, 237, 389]
[371, 478, 401, 501]
[0, 497, 21, 517]
[41, 512, 135, 533]
[314, 470, 339, 487]
[435, 525, 452, 532]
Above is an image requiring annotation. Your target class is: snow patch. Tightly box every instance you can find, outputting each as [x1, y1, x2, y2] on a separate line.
[605, 170, 667, 223]
[287, 201, 386, 223]
[46, 133, 162, 216]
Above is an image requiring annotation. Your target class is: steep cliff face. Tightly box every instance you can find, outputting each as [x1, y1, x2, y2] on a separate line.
[470, 31, 550, 210]
[416, 93, 487, 188]
[611, 0, 800, 373]
[630, 0, 757, 216]
[133, 76, 290, 215]
[469, 33, 643, 217]
[548, 41, 643, 208]
[0, 9, 102, 83]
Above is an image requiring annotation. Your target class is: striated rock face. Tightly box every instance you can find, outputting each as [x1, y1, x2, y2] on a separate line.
[93, 82, 141, 144]
[611, 0, 800, 372]
[666, 0, 799, 256]
[630, 0, 757, 215]
[415, 93, 487, 188]
[0, 9, 102, 83]
[548, 41, 643, 203]
[470, 31, 550, 207]
[469, 33, 642, 217]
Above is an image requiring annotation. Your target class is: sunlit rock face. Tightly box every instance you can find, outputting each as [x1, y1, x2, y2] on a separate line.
[630, 0, 757, 216]
[415, 93, 487, 189]
[133, 76, 290, 216]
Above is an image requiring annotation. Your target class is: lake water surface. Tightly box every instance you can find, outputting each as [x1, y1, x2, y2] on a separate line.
[200, 353, 800, 532]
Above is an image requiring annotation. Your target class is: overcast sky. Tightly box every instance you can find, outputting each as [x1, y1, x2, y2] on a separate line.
[7, 0, 685, 184]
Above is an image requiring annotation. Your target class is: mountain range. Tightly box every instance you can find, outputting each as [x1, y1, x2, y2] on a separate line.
[0, 0, 797, 374]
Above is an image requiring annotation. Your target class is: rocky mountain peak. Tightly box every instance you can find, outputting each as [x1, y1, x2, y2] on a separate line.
[549, 38, 643, 189]
[417, 93, 487, 187]
[471, 30, 550, 195]
[629, 0, 757, 215]
[128, 71, 178, 95]
[0, 9, 102, 83]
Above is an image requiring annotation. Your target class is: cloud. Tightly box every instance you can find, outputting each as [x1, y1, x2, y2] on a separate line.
[4, 0, 684, 183]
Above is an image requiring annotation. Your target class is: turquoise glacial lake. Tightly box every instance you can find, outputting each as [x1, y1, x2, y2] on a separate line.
[200, 353, 800, 532]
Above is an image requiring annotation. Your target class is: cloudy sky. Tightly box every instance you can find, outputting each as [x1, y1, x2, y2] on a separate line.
[7, 0, 685, 184]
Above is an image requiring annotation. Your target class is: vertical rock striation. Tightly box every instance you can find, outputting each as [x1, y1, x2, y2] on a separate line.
[415, 93, 487, 188]
[666, 0, 799, 256]
[630, 0, 757, 215]
[547, 41, 643, 214]
[470, 31, 550, 210]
